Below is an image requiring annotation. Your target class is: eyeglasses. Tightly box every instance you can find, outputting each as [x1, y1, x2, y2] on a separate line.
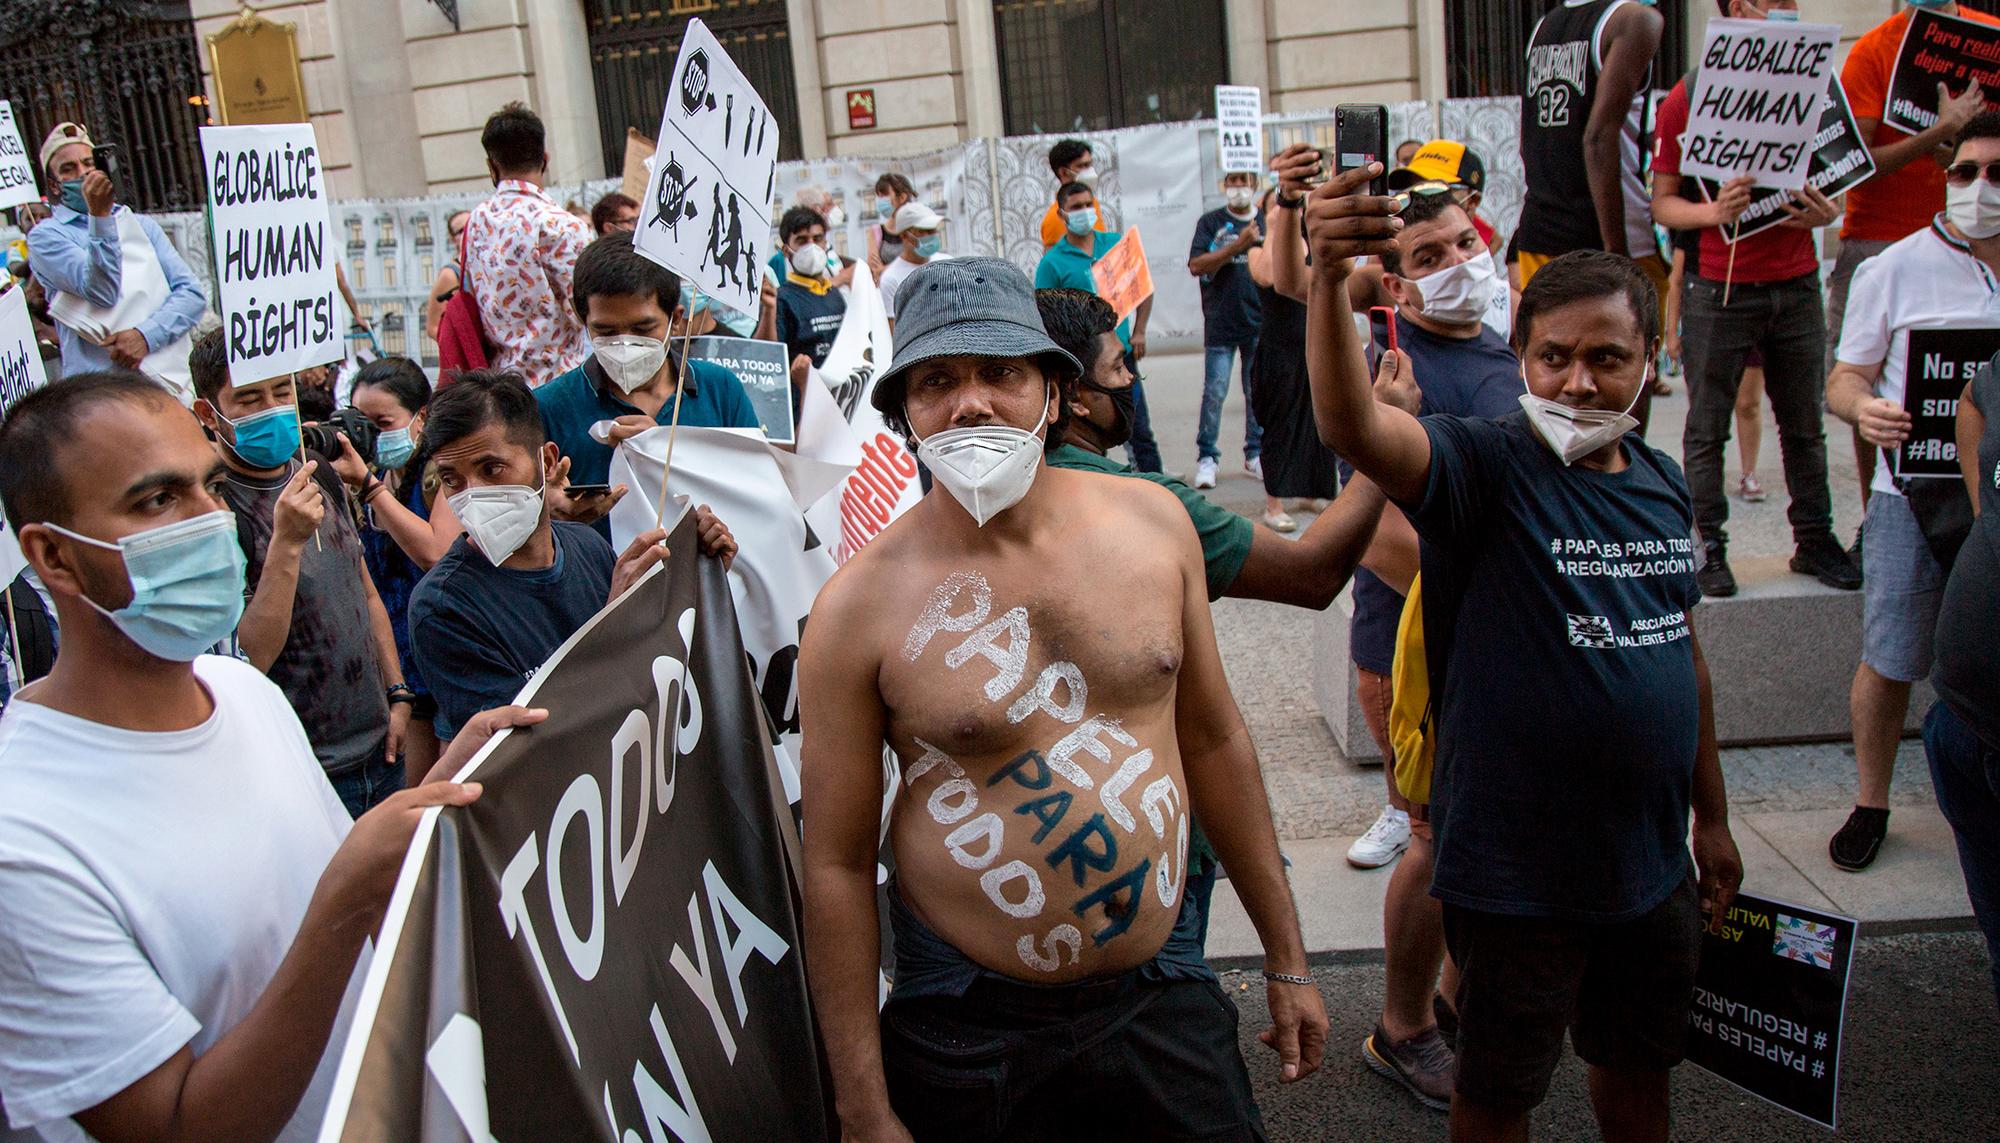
[1945, 161, 2000, 187]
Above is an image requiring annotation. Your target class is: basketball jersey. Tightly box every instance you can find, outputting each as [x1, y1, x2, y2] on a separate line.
[1517, 0, 1651, 256]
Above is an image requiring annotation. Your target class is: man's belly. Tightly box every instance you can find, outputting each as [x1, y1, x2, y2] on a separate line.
[889, 729, 1192, 984]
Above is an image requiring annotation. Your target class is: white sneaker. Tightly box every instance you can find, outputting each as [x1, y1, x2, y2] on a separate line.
[1347, 806, 1411, 869]
[1261, 510, 1297, 533]
[1194, 458, 1218, 489]
[1245, 456, 1264, 480]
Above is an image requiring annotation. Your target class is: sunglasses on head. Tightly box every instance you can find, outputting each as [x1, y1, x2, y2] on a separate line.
[1946, 161, 2000, 187]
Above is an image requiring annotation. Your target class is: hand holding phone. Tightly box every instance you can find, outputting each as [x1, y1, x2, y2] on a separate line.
[1334, 105, 1389, 197]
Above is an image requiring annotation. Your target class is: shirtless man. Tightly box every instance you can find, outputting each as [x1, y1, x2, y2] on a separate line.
[801, 258, 1325, 1142]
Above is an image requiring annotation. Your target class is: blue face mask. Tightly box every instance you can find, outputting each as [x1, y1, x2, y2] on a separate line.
[1758, 2, 1800, 18]
[1907, 0, 1950, 7]
[215, 402, 300, 470]
[375, 425, 415, 469]
[46, 511, 247, 662]
[875, 196, 893, 218]
[58, 179, 87, 213]
[1065, 207, 1097, 236]
[915, 233, 943, 259]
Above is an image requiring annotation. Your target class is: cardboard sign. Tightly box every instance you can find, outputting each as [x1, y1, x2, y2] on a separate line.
[634, 18, 781, 318]
[1686, 893, 1856, 1129]
[0, 286, 47, 416]
[1091, 229, 1154, 324]
[1884, 8, 2000, 136]
[1215, 85, 1263, 175]
[1697, 77, 1876, 244]
[688, 334, 795, 445]
[1899, 326, 2000, 479]
[199, 123, 341, 383]
[1681, 18, 1841, 191]
[0, 102, 38, 211]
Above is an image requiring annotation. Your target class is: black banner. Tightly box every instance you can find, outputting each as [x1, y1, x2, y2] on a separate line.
[1696, 77, 1876, 244]
[1685, 892, 1855, 1129]
[1884, 9, 2000, 136]
[322, 509, 831, 1142]
[1900, 327, 2000, 479]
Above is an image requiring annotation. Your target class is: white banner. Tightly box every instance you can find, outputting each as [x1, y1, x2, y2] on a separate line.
[0, 286, 46, 415]
[635, 17, 780, 317]
[0, 103, 37, 212]
[801, 262, 923, 563]
[1215, 85, 1264, 175]
[199, 123, 340, 383]
[1683, 18, 1842, 191]
[1105, 124, 1207, 351]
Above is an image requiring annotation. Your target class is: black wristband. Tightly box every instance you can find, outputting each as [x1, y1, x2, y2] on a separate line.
[1274, 191, 1306, 209]
[386, 683, 415, 705]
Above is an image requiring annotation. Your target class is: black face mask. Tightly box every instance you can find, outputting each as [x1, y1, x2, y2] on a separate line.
[1080, 378, 1134, 449]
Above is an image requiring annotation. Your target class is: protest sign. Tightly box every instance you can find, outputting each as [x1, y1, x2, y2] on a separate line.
[634, 18, 780, 318]
[1092, 228, 1155, 323]
[1899, 326, 2000, 479]
[319, 508, 831, 1143]
[1215, 85, 1263, 174]
[688, 335, 794, 445]
[1884, 8, 2000, 136]
[0, 102, 38, 211]
[0, 286, 47, 416]
[1696, 77, 1875, 244]
[1681, 18, 1841, 191]
[199, 123, 340, 383]
[803, 264, 923, 564]
[1686, 892, 1856, 1129]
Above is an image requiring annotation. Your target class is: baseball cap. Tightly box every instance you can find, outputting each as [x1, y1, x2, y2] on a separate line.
[39, 122, 94, 175]
[1387, 139, 1485, 193]
[893, 201, 943, 232]
[871, 257, 1081, 422]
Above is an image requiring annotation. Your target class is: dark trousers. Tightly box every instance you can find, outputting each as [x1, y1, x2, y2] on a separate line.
[1126, 348, 1163, 473]
[328, 746, 403, 818]
[1924, 700, 2000, 1010]
[1680, 272, 1834, 549]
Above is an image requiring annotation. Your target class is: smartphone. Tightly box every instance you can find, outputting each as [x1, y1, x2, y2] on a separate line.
[92, 143, 118, 178]
[1334, 105, 1389, 196]
[1370, 306, 1399, 356]
[566, 483, 613, 498]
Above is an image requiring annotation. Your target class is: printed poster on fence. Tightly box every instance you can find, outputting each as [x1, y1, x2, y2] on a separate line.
[689, 335, 794, 445]
[1091, 229, 1154, 324]
[1899, 326, 2000, 479]
[318, 509, 830, 1142]
[1885, 8, 2000, 136]
[1682, 18, 1841, 191]
[199, 122, 340, 383]
[1686, 892, 1856, 1129]
[1697, 77, 1876, 244]
[634, 18, 780, 317]
[0, 102, 37, 212]
[1215, 85, 1264, 175]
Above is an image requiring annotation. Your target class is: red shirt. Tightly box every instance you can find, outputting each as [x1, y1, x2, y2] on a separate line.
[1653, 79, 1819, 284]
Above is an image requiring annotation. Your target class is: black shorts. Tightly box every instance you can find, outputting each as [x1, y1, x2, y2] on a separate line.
[881, 971, 1265, 1142]
[1442, 878, 1702, 1115]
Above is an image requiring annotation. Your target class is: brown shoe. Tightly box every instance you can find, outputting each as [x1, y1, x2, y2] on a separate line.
[1363, 1022, 1454, 1111]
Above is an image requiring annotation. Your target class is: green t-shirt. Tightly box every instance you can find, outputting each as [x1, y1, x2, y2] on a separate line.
[1047, 443, 1254, 600]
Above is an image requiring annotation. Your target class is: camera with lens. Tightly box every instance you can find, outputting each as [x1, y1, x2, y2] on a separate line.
[301, 407, 379, 467]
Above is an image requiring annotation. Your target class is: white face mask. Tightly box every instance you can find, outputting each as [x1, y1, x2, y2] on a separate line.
[1404, 251, 1499, 327]
[1947, 178, 2000, 240]
[1517, 375, 1646, 466]
[449, 477, 545, 565]
[1224, 186, 1257, 214]
[790, 242, 828, 278]
[910, 393, 1051, 526]
[594, 334, 668, 393]
[826, 204, 846, 229]
[1072, 167, 1100, 190]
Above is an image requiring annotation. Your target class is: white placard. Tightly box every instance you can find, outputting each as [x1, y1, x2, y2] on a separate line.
[0, 102, 38, 212]
[0, 286, 47, 415]
[199, 123, 341, 384]
[1681, 18, 1842, 191]
[634, 18, 780, 317]
[1215, 85, 1264, 175]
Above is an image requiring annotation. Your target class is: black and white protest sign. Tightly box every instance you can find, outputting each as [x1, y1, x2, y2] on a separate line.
[1682, 18, 1841, 190]
[1885, 8, 2000, 136]
[0, 102, 38, 211]
[319, 508, 830, 1142]
[0, 285, 47, 416]
[1686, 892, 1855, 1129]
[634, 18, 779, 318]
[688, 335, 794, 445]
[199, 123, 341, 383]
[1696, 77, 1876, 244]
[1899, 326, 2000, 479]
[1215, 85, 1263, 175]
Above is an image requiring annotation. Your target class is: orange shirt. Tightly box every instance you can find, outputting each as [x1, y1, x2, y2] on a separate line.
[1039, 200, 1111, 248]
[1841, 6, 2000, 243]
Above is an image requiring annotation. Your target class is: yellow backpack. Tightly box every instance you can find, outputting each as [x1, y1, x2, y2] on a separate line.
[1387, 575, 1434, 805]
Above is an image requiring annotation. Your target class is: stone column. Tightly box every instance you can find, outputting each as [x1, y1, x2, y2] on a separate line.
[523, 0, 604, 183]
[328, 0, 427, 197]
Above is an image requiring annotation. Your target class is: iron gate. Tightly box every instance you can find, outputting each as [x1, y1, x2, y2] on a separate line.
[1447, 0, 1691, 99]
[992, 0, 1229, 135]
[0, 0, 209, 214]
[584, 0, 803, 178]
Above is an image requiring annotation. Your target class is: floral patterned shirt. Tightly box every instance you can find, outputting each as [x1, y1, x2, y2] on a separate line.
[463, 179, 593, 385]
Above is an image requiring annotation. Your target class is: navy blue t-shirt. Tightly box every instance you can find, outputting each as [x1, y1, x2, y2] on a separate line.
[408, 521, 615, 739]
[775, 278, 846, 367]
[1408, 413, 1702, 921]
[1189, 208, 1264, 347]
[1348, 312, 1524, 674]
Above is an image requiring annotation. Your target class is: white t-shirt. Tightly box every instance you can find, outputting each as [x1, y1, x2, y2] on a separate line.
[1835, 217, 2000, 498]
[881, 252, 951, 319]
[0, 656, 361, 1142]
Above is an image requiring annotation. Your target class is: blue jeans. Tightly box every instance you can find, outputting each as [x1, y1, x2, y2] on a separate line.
[1198, 343, 1262, 463]
[1125, 349, 1162, 473]
[329, 746, 403, 818]
[1924, 700, 2000, 1010]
